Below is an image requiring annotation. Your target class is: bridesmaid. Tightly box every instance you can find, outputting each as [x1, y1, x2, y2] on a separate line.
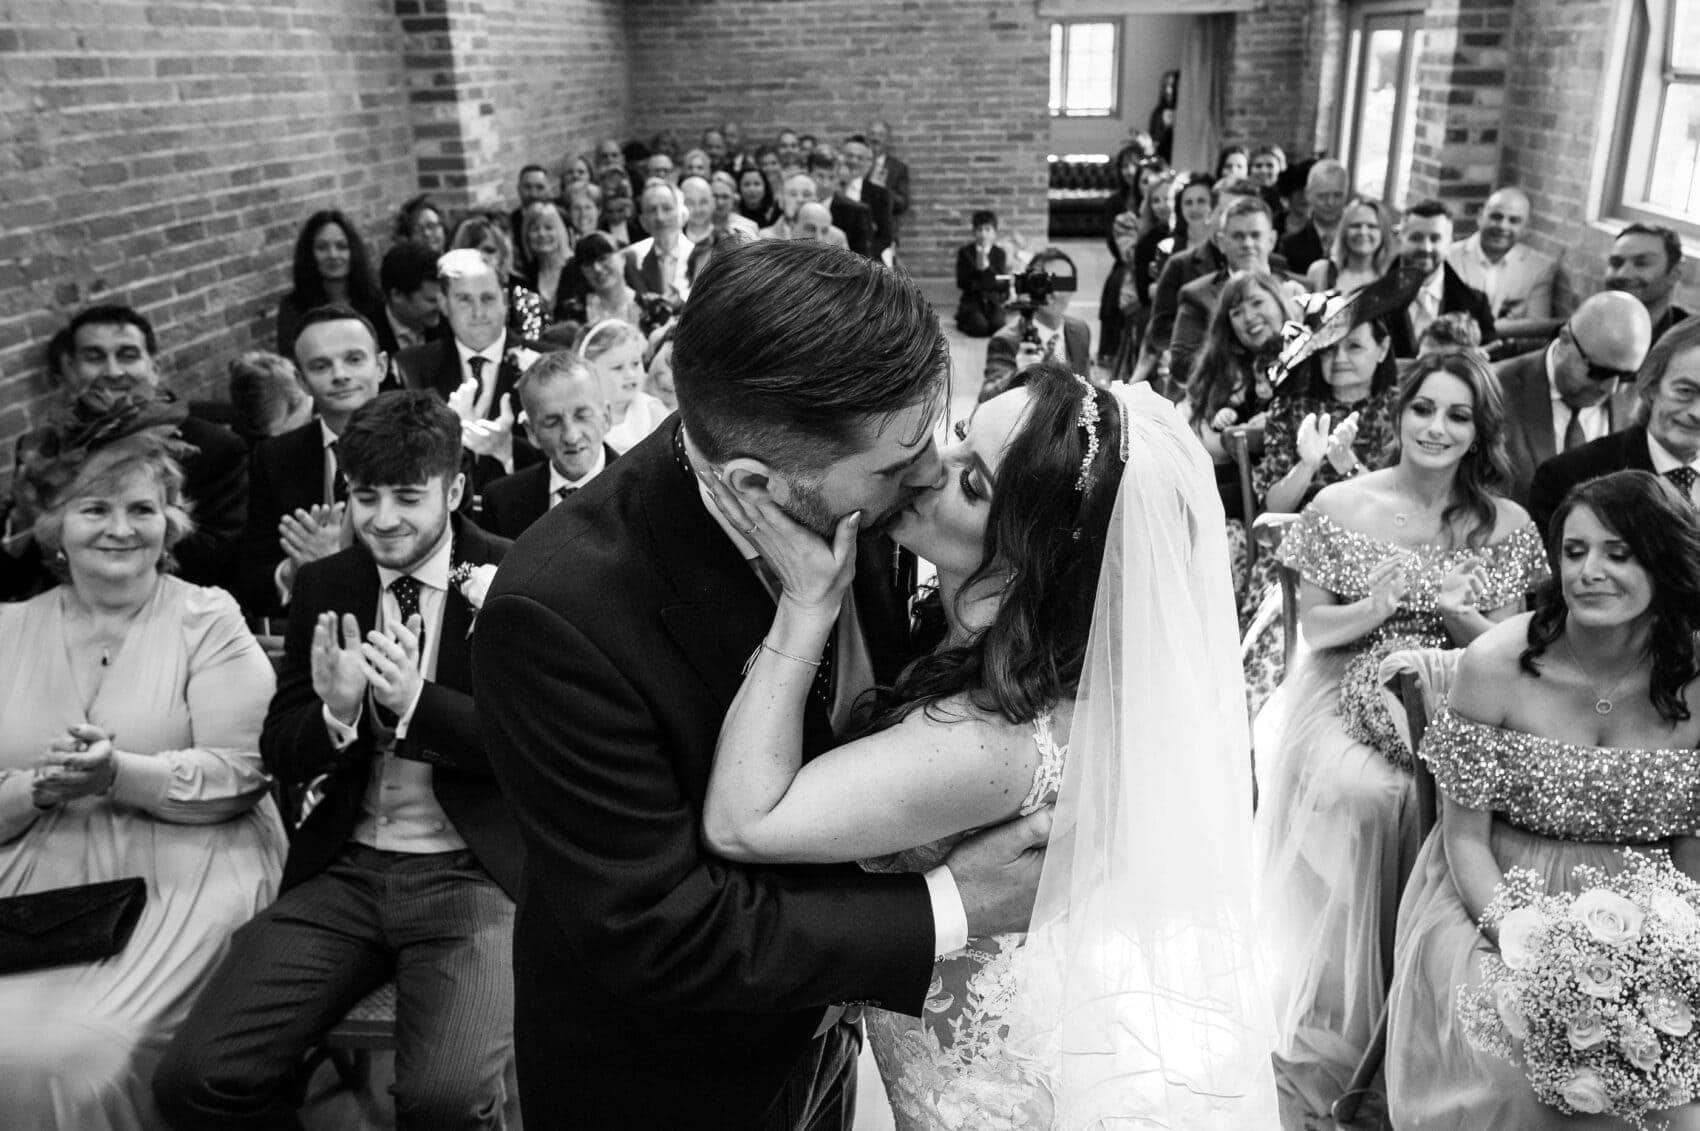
[1254, 350, 1549, 1129]
[1387, 471, 1700, 1129]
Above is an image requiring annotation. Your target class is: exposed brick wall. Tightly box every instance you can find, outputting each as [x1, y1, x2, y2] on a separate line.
[0, 0, 418, 451]
[1406, 0, 1512, 218]
[1224, 0, 1317, 158]
[622, 0, 1052, 280]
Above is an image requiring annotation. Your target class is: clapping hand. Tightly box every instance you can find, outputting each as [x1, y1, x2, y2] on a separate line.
[33, 723, 118, 808]
[1295, 412, 1331, 467]
[460, 394, 516, 467]
[1210, 406, 1240, 432]
[362, 616, 425, 718]
[1324, 411, 1361, 475]
[446, 375, 481, 423]
[311, 612, 367, 726]
[699, 470, 860, 620]
[279, 503, 349, 568]
[1438, 556, 1489, 619]
[1365, 555, 1411, 620]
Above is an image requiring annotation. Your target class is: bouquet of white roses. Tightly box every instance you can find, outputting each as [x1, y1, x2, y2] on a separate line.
[1460, 851, 1700, 1127]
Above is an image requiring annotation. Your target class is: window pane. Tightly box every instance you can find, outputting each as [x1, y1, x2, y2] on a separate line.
[1050, 23, 1064, 114]
[1352, 28, 1407, 199]
[1647, 80, 1700, 214]
[1063, 22, 1117, 115]
[1672, 0, 1700, 71]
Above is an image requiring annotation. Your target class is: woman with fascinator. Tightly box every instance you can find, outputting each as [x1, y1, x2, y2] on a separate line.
[1252, 348, 1549, 1129]
[700, 363, 1275, 1127]
[0, 391, 285, 1127]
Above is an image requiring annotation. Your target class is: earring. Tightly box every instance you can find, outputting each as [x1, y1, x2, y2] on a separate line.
[53, 549, 67, 567]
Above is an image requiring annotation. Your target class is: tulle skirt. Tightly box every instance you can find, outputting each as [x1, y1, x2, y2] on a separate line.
[1254, 645, 1421, 1130]
[1387, 825, 1700, 1130]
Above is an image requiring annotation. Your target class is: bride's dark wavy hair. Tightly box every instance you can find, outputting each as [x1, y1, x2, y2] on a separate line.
[1519, 471, 1700, 722]
[864, 363, 1125, 730]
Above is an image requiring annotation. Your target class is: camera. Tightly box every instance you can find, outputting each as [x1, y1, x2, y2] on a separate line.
[996, 255, 1078, 318]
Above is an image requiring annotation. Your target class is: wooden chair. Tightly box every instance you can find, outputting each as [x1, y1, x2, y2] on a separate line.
[1249, 511, 1301, 670]
[1222, 424, 1265, 585]
[1330, 647, 1457, 1124]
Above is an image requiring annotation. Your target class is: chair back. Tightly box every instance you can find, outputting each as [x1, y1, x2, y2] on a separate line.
[1377, 646, 1462, 834]
[1223, 424, 1265, 582]
[1251, 511, 1301, 668]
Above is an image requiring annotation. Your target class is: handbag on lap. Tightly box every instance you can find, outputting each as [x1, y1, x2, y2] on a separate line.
[0, 877, 147, 974]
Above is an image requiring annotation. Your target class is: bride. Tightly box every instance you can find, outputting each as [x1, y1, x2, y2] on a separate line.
[700, 363, 1275, 1128]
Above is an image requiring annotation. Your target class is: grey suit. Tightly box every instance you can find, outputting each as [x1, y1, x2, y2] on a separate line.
[1495, 346, 1639, 507]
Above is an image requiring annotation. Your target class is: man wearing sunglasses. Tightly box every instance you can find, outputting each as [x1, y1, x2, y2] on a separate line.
[1496, 290, 1652, 505]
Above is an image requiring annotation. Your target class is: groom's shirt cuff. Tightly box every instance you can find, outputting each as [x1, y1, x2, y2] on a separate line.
[924, 865, 968, 957]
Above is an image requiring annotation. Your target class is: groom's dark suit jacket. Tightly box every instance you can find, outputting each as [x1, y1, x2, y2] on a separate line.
[473, 420, 935, 1126]
[263, 514, 521, 898]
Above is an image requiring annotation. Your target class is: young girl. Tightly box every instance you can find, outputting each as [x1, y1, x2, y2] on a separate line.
[577, 319, 672, 452]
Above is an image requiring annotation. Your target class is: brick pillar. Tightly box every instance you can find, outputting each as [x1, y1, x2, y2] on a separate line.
[395, 0, 504, 209]
[1406, 0, 1514, 223]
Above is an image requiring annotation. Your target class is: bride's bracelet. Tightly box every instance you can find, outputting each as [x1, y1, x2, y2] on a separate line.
[742, 640, 823, 674]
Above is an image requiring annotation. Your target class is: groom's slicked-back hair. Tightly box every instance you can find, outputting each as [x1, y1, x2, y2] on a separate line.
[672, 239, 948, 473]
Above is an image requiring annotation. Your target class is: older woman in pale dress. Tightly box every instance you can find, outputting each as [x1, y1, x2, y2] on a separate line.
[0, 402, 284, 1130]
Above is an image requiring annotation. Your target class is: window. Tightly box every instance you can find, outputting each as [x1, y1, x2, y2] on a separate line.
[1610, 0, 1700, 239]
[1335, 3, 1424, 209]
[1050, 21, 1119, 117]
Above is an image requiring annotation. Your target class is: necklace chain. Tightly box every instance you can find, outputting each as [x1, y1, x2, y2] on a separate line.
[1562, 635, 1643, 716]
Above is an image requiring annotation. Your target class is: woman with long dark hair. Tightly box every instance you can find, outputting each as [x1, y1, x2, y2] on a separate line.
[1385, 470, 1700, 1127]
[699, 365, 1274, 1125]
[735, 166, 777, 228]
[1254, 350, 1549, 1130]
[274, 209, 385, 357]
[1187, 271, 1292, 522]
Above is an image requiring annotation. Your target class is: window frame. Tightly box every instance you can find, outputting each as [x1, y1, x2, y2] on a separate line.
[1606, 0, 1700, 243]
[1334, 0, 1425, 210]
[1049, 19, 1122, 119]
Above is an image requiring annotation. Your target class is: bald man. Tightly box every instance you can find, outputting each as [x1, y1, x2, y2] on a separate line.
[793, 200, 849, 249]
[758, 172, 816, 241]
[1449, 187, 1560, 339]
[1496, 289, 1653, 504]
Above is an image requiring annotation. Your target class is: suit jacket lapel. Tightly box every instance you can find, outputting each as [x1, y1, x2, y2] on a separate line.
[1514, 356, 1558, 467]
[435, 516, 500, 689]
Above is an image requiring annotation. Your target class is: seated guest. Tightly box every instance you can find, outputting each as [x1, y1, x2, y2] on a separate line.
[578, 319, 669, 453]
[980, 246, 1090, 400]
[1, 306, 247, 598]
[758, 172, 817, 240]
[1276, 159, 1349, 280]
[564, 182, 601, 251]
[593, 136, 625, 175]
[0, 398, 284, 1126]
[737, 165, 779, 229]
[1216, 144, 1249, 181]
[519, 202, 576, 327]
[398, 250, 541, 485]
[1446, 186, 1559, 339]
[1530, 315, 1700, 530]
[837, 134, 896, 261]
[480, 353, 617, 538]
[679, 147, 712, 181]
[624, 182, 698, 310]
[1607, 222, 1693, 344]
[646, 327, 677, 410]
[644, 151, 678, 186]
[955, 209, 1009, 338]
[236, 305, 387, 617]
[1136, 173, 1213, 320]
[708, 171, 760, 238]
[1143, 178, 1265, 370]
[376, 243, 447, 357]
[679, 175, 717, 247]
[807, 147, 873, 258]
[1386, 199, 1497, 357]
[1169, 195, 1305, 384]
[756, 145, 786, 196]
[393, 194, 447, 257]
[1274, 159, 1314, 244]
[507, 164, 558, 276]
[1305, 194, 1394, 296]
[1495, 291, 1651, 505]
[563, 232, 646, 327]
[450, 215, 545, 341]
[562, 153, 593, 192]
[793, 201, 848, 248]
[155, 391, 520, 1130]
[227, 350, 312, 446]
[866, 118, 911, 233]
[1414, 311, 1487, 357]
[275, 209, 386, 359]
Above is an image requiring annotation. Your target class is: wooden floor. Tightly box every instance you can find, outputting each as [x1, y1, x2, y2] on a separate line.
[304, 236, 1115, 1131]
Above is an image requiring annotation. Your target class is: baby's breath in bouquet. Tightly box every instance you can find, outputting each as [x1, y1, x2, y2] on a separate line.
[1460, 852, 1700, 1127]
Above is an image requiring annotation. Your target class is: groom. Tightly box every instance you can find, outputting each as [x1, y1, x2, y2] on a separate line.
[473, 239, 1049, 1127]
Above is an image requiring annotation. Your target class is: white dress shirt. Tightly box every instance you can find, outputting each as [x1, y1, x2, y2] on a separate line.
[1647, 434, 1700, 505]
[689, 458, 969, 960]
[548, 447, 607, 506]
[844, 177, 864, 204]
[1408, 271, 1444, 343]
[1447, 233, 1557, 320]
[1546, 346, 1612, 453]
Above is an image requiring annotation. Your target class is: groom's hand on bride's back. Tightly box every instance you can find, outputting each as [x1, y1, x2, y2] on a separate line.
[946, 806, 1052, 938]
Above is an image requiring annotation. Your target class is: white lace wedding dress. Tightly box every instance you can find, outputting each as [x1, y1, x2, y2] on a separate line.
[861, 714, 1066, 1130]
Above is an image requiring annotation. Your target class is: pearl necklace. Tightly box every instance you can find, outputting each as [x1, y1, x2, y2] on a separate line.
[1563, 636, 1643, 716]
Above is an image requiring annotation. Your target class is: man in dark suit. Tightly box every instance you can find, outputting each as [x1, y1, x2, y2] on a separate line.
[839, 135, 896, 261]
[396, 249, 540, 488]
[0, 305, 246, 599]
[623, 181, 699, 309]
[473, 240, 1046, 1127]
[1529, 317, 1700, 531]
[807, 149, 873, 259]
[506, 164, 556, 276]
[955, 209, 1009, 337]
[1169, 196, 1305, 381]
[1607, 224, 1693, 345]
[867, 119, 910, 239]
[479, 352, 618, 539]
[1385, 199, 1497, 357]
[375, 243, 447, 359]
[1275, 158, 1348, 278]
[1495, 291, 1652, 506]
[982, 246, 1092, 400]
[235, 305, 388, 618]
[156, 391, 521, 1129]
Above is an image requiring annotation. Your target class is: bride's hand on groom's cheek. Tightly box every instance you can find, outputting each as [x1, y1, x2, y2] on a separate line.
[946, 806, 1052, 938]
[699, 469, 859, 616]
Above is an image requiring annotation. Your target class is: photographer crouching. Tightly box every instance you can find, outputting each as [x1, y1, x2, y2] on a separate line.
[979, 247, 1093, 401]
